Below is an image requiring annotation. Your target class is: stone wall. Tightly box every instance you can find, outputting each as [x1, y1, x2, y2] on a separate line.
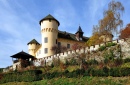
[33, 38, 127, 66]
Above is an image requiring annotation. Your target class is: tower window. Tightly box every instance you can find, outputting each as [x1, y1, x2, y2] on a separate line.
[44, 48, 48, 54]
[49, 19, 51, 22]
[67, 44, 70, 49]
[44, 37, 48, 43]
[58, 42, 61, 47]
[56, 39, 57, 44]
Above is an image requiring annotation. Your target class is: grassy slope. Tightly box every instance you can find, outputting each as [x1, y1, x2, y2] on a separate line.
[1, 76, 130, 85]
[1, 62, 130, 85]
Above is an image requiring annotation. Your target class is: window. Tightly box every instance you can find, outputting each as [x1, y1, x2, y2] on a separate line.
[56, 39, 57, 44]
[49, 19, 51, 22]
[45, 48, 48, 54]
[67, 44, 70, 49]
[58, 42, 61, 47]
[44, 37, 48, 43]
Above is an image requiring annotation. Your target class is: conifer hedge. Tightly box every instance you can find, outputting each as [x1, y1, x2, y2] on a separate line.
[0, 70, 42, 84]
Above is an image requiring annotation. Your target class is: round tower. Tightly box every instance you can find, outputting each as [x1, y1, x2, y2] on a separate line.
[27, 39, 40, 56]
[39, 14, 60, 57]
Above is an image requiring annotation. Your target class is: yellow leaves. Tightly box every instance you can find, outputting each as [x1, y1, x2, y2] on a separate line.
[99, 0, 124, 35]
[86, 33, 103, 46]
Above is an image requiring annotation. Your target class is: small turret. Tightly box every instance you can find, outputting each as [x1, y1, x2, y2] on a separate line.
[27, 39, 40, 56]
[75, 26, 84, 41]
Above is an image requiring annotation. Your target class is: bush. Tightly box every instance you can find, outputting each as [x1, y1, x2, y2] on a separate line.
[69, 58, 78, 65]
[99, 46, 106, 51]
[104, 57, 109, 64]
[106, 42, 116, 47]
[109, 67, 121, 77]
[0, 73, 3, 80]
[114, 58, 123, 66]
[88, 59, 98, 65]
[124, 58, 130, 63]
[0, 70, 42, 84]
[120, 67, 130, 76]
[64, 69, 69, 74]
[102, 66, 109, 76]
[65, 59, 69, 65]
[0, 68, 3, 73]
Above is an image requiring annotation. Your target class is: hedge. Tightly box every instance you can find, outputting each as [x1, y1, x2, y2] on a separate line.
[42, 67, 130, 79]
[0, 70, 42, 84]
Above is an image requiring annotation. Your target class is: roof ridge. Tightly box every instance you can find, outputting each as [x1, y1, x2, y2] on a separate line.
[39, 14, 60, 26]
[27, 39, 40, 45]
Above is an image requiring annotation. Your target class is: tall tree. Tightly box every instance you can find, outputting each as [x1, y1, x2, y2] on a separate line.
[119, 23, 130, 39]
[99, 0, 124, 36]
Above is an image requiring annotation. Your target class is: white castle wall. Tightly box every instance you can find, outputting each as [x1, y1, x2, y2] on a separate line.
[33, 38, 126, 66]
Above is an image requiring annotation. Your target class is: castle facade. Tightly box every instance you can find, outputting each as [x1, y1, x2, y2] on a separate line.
[27, 14, 89, 58]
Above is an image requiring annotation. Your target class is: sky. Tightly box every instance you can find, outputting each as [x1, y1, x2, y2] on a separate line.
[0, 0, 130, 68]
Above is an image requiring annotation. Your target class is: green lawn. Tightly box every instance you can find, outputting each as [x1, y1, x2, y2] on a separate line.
[1, 76, 130, 85]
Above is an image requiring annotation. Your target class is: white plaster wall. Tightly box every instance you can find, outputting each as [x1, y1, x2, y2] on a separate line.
[40, 20, 58, 57]
[28, 44, 37, 56]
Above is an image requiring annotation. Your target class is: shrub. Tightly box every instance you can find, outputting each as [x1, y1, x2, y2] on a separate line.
[65, 59, 69, 65]
[64, 69, 69, 74]
[102, 66, 109, 76]
[124, 58, 130, 63]
[0, 68, 3, 73]
[114, 58, 123, 66]
[69, 58, 78, 65]
[109, 67, 121, 77]
[91, 69, 103, 76]
[120, 67, 130, 76]
[88, 59, 98, 65]
[106, 42, 116, 47]
[99, 45, 106, 51]
[0, 73, 3, 80]
[0, 70, 42, 84]
[104, 57, 109, 64]
[51, 63, 54, 68]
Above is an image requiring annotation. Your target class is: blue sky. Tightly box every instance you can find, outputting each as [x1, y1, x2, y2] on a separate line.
[0, 0, 130, 68]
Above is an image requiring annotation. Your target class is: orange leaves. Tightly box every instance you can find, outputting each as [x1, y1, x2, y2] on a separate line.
[71, 43, 82, 50]
[120, 24, 130, 39]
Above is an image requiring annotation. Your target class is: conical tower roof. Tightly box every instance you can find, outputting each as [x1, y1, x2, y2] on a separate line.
[75, 26, 84, 34]
[39, 14, 60, 26]
[27, 39, 40, 45]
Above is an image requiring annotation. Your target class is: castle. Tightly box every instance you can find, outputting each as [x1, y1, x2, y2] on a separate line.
[27, 14, 89, 58]
[8, 14, 113, 71]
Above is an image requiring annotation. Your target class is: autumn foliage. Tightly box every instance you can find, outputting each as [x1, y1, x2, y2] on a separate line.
[51, 45, 67, 53]
[119, 24, 130, 39]
[86, 33, 103, 46]
[71, 43, 82, 50]
[99, 0, 124, 35]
